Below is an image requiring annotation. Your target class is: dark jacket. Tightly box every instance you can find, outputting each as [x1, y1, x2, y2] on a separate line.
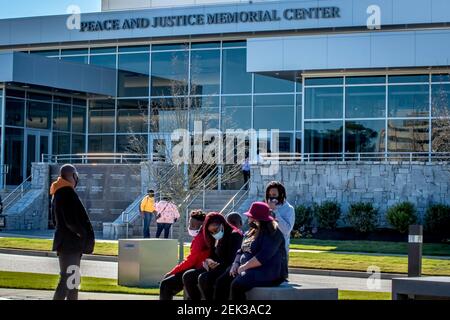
[52, 186, 95, 254]
[235, 227, 288, 282]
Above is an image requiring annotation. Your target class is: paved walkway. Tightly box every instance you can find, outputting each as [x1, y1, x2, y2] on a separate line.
[0, 253, 391, 293]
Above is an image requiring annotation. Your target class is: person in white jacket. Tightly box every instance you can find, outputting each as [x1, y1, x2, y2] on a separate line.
[155, 196, 180, 239]
[265, 181, 295, 257]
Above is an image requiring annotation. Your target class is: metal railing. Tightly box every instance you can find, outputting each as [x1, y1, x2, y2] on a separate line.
[2, 175, 33, 212]
[219, 180, 250, 216]
[260, 152, 450, 163]
[42, 153, 166, 164]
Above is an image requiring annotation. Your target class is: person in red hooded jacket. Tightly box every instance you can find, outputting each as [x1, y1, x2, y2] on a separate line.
[183, 212, 243, 301]
[159, 209, 210, 300]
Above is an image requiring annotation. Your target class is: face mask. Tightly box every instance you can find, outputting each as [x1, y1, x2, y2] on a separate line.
[212, 227, 224, 240]
[249, 221, 259, 229]
[188, 228, 200, 237]
[268, 196, 282, 205]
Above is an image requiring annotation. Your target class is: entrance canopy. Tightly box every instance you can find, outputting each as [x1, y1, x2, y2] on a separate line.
[0, 52, 116, 96]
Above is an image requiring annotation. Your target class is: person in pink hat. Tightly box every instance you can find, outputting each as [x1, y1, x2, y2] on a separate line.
[214, 202, 288, 301]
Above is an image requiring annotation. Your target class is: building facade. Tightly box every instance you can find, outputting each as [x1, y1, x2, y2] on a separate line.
[1, 0, 450, 186]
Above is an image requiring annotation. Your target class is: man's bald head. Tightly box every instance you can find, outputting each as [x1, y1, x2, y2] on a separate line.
[60, 164, 77, 178]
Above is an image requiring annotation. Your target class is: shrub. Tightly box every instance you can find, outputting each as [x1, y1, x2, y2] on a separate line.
[424, 204, 450, 237]
[386, 202, 418, 233]
[294, 205, 314, 231]
[346, 202, 378, 233]
[314, 201, 341, 230]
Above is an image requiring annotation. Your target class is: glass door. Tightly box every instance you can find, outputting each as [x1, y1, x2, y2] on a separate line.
[25, 130, 50, 178]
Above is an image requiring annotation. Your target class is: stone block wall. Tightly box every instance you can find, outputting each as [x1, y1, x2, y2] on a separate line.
[250, 162, 450, 226]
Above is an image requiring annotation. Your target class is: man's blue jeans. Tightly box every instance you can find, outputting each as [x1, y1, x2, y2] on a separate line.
[143, 212, 153, 238]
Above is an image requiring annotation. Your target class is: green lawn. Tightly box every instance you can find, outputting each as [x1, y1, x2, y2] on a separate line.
[1, 237, 449, 276]
[0, 271, 389, 300]
[289, 251, 450, 276]
[290, 239, 450, 256]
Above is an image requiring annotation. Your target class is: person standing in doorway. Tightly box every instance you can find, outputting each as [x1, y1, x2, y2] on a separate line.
[241, 157, 251, 190]
[140, 189, 156, 238]
[50, 164, 95, 300]
[155, 196, 180, 239]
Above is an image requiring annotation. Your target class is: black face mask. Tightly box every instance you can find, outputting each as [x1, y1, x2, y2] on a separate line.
[249, 221, 259, 229]
[267, 196, 281, 205]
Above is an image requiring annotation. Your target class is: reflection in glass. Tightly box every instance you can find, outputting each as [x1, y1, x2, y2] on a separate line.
[346, 86, 386, 118]
[305, 77, 343, 86]
[432, 119, 450, 152]
[72, 107, 86, 133]
[345, 120, 385, 153]
[346, 76, 386, 85]
[26, 101, 51, 129]
[88, 135, 115, 152]
[222, 95, 251, 130]
[150, 98, 188, 133]
[278, 132, 293, 152]
[151, 51, 189, 97]
[388, 85, 429, 117]
[53, 104, 71, 132]
[90, 55, 117, 69]
[254, 95, 295, 130]
[190, 50, 220, 95]
[387, 119, 429, 152]
[117, 135, 148, 154]
[388, 75, 429, 84]
[190, 96, 220, 130]
[72, 134, 86, 154]
[5, 128, 24, 185]
[60, 56, 88, 64]
[118, 53, 150, 97]
[53, 132, 70, 155]
[304, 121, 343, 154]
[222, 49, 252, 94]
[89, 100, 115, 133]
[254, 74, 295, 93]
[117, 99, 148, 133]
[305, 87, 343, 119]
[431, 84, 450, 117]
[5, 98, 25, 127]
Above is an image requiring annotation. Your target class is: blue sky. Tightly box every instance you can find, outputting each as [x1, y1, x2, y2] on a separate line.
[0, 0, 101, 19]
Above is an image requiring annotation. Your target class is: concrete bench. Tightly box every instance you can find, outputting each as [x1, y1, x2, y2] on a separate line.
[392, 277, 450, 300]
[246, 282, 338, 300]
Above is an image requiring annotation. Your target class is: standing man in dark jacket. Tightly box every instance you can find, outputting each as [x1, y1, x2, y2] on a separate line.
[50, 164, 95, 300]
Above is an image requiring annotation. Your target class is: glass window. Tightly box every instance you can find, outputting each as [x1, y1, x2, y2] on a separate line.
[295, 132, 302, 153]
[388, 85, 429, 117]
[90, 54, 117, 69]
[150, 97, 188, 133]
[53, 104, 71, 131]
[118, 53, 150, 97]
[346, 86, 386, 118]
[432, 118, 450, 152]
[277, 132, 293, 153]
[53, 96, 71, 104]
[305, 87, 343, 119]
[222, 41, 246, 48]
[151, 51, 189, 97]
[53, 132, 71, 155]
[72, 107, 86, 133]
[88, 135, 115, 153]
[305, 77, 343, 86]
[5, 98, 25, 127]
[117, 99, 148, 133]
[61, 48, 88, 55]
[27, 92, 51, 102]
[31, 49, 59, 56]
[73, 98, 86, 107]
[346, 76, 386, 85]
[117, 135, 148, 153]
[191, 42, 220, 49]
[222, 49, 252, 94]
[254, 74, 295, 93]
[60, 56, 88, 64]
[190, 50, 221, 95]
[90, 47, 117, 54]
[304, 121, 343, 154]
[222, 95, 251, 130]
[296, 94, 302, 131]
[388, 119, 429, 152]
[190, 96, 220, 130]
[222, 95, 252, 107]
[431, 84, 450, 117]
[152, 43, 186, 51]
[432, 74, 450, 83]
[389, 75, 429, 83]
[345, 120, 385, 153]
[254, 95, 295, 131]
[26, 101, 51, 129]
[72, 134, 85, 154]
[5, 128, 24, 185]
[88, 100, 115, 133]
[6, 89, 25, 99]
[119, 45, 149, 53]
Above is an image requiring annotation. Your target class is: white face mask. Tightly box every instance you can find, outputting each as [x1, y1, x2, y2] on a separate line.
[188, 228, 200, 237]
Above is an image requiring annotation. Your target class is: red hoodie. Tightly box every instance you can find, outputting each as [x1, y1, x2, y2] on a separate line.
[168, 226, 211, 275]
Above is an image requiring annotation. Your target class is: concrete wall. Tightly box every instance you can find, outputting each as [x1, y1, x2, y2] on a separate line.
[4, 163, 49, 231]
[250, 162, 450, 226]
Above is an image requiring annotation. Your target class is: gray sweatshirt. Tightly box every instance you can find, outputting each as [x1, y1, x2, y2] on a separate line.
[272, 201, 295, 255]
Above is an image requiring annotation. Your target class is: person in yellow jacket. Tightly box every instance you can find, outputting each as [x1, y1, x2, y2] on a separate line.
[140, 189, 156, 238]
